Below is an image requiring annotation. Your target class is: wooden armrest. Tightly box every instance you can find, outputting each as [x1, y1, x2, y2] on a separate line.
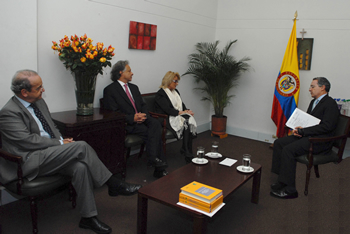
[149, 111, 168, 119]
[0, 149, 22, 163]
[308, 134, 348, 143]
[0, 149, 24, 194]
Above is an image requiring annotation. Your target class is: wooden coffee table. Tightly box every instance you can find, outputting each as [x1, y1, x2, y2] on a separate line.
[137, 158, 262, 234]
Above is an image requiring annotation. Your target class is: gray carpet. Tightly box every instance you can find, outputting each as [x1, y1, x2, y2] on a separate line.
[1, 131, 349, 233]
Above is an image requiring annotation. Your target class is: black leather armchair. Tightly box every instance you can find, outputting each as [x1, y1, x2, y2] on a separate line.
[0, 133, 76, 234]
[294, 114, 350, 195]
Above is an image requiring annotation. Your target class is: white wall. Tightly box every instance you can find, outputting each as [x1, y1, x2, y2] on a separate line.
[0, 0, 37, 105]
[216, 0, 350, 142]
[36, 0, 215, 129]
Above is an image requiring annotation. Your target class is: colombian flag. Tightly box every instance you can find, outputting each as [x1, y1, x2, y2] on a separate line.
[271, 19, 300, 138]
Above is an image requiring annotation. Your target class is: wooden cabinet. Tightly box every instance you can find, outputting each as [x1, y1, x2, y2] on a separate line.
[51, 108, 126, 177]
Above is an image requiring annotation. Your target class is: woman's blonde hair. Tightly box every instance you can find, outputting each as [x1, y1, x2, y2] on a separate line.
[159, 71, 180, 89]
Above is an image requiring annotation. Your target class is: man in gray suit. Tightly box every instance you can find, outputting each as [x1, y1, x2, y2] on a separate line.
[0, 69, 141, 234]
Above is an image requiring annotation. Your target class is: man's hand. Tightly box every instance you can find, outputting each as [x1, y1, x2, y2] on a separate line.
[134, 113, 147, 124]
[63, 138, 74, 144]
[292, 127, 303, 137]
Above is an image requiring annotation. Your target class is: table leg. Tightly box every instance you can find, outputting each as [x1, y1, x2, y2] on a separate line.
[251, 167, 261, 204]
[137, 194, 148, 234]
[193, 215, 207, 234]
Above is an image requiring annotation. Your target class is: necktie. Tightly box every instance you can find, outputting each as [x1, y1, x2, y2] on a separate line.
[312, 99, 319, 111]
[30, 103, 55, 138]
[124, 84, 138, 113]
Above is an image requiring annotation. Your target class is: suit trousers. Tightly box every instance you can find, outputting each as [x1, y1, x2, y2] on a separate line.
[126, 117, 165, 162]
[34, 141, 112, 217]
[271, 135, 328, 192]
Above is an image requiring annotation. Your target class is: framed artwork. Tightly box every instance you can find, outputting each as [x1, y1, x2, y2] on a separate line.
[129, 21, 157, 50]
[297, 38, 314, 70]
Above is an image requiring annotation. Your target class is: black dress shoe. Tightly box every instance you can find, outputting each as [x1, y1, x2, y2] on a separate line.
[270, 188, 298, 199]
[148, 158, 168, 169]
[108, 181, 142, 197]
[270, 182, 287, 192]
[153, 169, 169, 178]
[79, 216, 112, 234]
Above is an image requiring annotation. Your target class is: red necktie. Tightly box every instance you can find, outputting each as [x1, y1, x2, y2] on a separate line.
[124, 84, 138, 113]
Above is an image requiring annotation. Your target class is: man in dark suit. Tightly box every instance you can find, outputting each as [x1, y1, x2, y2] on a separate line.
[271, 77, 339, 199]
[103, 60, 168, 178]
[0, 69, 141, 234]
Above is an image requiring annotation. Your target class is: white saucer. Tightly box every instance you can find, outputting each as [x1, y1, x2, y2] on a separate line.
[192, 158, 209, 165]
[205, 152, 222, 158]
[236, 165, 254, 173]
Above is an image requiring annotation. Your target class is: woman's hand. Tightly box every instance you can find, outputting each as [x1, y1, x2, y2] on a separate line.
[179, 110, 194, 116]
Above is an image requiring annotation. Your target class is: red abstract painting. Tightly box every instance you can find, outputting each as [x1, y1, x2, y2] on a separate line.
[129, 21, 157, 50]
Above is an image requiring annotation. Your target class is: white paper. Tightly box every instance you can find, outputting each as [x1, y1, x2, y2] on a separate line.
[219, 158, 237, 167]
[286, 108, 320, 129]
[177, 202, 225, 217]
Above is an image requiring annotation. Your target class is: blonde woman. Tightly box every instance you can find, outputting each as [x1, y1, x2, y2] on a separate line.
[155, 71, 197, 163]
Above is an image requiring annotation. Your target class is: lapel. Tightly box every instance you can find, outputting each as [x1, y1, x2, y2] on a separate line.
[310, 95, 328, 115]
[35, 99, 61, 139]
[117, 82, 134, 108]
[12, 96, 41, 136]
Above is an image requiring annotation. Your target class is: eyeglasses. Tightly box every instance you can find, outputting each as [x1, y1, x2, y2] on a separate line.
[172, 80, 179, 83]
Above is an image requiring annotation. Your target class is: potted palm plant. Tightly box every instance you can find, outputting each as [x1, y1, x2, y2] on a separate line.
[183, 40, 251, 137]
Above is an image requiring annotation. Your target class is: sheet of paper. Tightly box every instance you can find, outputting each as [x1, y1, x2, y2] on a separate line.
[219, 158, 237, 167]
[177, 202, 225, 217]
[286, 108, 320, 129]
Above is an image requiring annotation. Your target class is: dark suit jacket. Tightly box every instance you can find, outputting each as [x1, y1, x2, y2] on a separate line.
[304, 94, 339, 138]
[103, 81, 149, 126]
[0, 97, 62, 184]
[154, 88, 189, 138]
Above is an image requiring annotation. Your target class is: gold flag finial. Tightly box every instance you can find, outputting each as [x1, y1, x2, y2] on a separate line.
[294, 11, 298, 20]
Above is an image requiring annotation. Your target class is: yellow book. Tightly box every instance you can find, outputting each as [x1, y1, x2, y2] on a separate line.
[179, 198, 211, 213]
[180, 181, 222, 203]
[179, 193, 223, 210]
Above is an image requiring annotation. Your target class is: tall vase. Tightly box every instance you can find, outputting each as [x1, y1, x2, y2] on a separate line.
[72, 71, 97, 116]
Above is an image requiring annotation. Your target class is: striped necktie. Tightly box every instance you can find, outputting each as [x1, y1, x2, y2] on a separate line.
[30, 103, 55, 138]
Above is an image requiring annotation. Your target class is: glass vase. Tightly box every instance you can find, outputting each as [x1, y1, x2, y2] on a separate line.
[72, 71, 97, 116]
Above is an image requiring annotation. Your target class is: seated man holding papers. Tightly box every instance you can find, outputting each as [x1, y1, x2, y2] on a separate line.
[271, 77, 339, 199]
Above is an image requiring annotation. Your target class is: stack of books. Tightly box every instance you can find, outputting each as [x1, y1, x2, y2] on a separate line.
[179, 181, 223, 213]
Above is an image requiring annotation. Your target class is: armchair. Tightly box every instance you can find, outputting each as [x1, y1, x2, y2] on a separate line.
[141, 93, 177, 156]
[295, 114, 350, 195]
[0, 133, 76, 234]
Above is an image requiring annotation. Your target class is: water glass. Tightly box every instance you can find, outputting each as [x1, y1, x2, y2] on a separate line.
[242, 154, 251, 171]
[197, 146, 205, 163]
[211, 141, 219, 153]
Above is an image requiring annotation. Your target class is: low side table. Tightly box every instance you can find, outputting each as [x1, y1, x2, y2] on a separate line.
[137, 160, 262, 234]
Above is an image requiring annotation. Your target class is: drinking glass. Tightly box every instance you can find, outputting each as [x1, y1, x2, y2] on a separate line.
[242, 154, 251, 171]
[211, 141, 219, 154]
[197, 146, 205, 163]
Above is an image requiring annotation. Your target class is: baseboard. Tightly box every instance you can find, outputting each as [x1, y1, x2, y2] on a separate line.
[225, 125, 275, 143]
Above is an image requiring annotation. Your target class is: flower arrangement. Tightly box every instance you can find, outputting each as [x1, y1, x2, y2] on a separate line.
[51, 34, 115, 75]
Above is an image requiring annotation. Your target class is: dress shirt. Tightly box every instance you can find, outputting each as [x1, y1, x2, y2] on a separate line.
[15, 96, 63, 144]
[117, 80, 135, 100]
[312, 94, 327, 110]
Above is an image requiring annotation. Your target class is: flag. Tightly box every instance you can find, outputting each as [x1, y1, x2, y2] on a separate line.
[271, 19, 300, 138]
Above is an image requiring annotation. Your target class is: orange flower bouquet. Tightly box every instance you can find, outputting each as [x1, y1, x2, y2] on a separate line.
[52, 34, 115, 75]
[51, 34, 115, 115]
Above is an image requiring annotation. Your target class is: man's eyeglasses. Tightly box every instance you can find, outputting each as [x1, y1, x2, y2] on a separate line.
[172, 80, 179, 83]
